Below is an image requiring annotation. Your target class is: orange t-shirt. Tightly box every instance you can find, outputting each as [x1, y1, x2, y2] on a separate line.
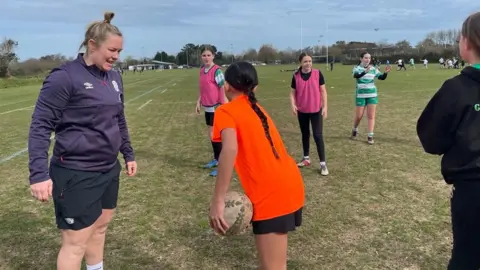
[212, 94, 305, 221]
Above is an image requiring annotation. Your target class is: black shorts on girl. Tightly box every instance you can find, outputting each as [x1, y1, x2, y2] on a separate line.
[50, 160, 121, 231]
[205, 111, 215, 126]
[252, 207, 303, 235]
[204, 103, 221, 126]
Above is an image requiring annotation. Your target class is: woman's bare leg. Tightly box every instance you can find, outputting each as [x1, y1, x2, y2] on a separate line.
[84, 209, 115, 268]
[351, 106, 366, 138]
[57, 225, 96, 270]
[366, 104, 377, 144]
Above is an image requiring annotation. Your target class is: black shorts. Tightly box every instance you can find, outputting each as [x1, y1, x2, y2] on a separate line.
[205, 111, 215, 126]
[49, 160, 121, 231]
[252, 207, 303, 235]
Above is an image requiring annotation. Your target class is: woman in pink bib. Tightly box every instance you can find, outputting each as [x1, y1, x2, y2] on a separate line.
[289, 53, 329, 175]
[195, 45, 227, 176]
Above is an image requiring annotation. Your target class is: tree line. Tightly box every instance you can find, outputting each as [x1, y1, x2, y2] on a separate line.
[0, 28, 461, 78]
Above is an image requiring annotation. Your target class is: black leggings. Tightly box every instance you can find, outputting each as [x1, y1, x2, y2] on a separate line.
[448, 181, 480, 269]
[297, 110, 326, 162]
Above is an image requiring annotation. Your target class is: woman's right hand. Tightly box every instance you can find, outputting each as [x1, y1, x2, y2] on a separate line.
[291, 105, 298, 116]
[30, 179, 53, 202]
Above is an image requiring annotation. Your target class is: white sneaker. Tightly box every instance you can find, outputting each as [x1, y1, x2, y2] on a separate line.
[320, 164, 329, 176]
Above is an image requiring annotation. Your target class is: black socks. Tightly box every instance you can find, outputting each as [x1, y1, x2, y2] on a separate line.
[211, 141, 222, 160]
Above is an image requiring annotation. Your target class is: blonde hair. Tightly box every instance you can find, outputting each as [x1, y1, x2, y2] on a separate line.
[79, 12, 122, 53]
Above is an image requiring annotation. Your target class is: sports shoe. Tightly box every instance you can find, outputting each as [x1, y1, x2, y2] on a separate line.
[209, 169, 218, 177]
[367, 136, 374, 145]
[351, 129, 358, 139]
[320, 164, 329, 176]
[202, 159, 218, 169]
[297, 158, 311, 167]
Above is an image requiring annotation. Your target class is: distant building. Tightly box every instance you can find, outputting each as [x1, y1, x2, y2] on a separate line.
[151, 60, 177, 70]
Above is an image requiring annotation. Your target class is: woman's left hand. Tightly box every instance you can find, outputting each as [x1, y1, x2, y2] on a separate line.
[126, 161, 137, 176]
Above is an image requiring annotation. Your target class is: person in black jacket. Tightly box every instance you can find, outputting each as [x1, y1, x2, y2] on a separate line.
[417, 11, 480, 270]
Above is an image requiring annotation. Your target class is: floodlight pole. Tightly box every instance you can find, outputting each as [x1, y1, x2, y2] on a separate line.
[286, 9, 310, 52]
[318, 35, 324, 56]
[301, 19, 303, 52]
[325, 21, 329, 69]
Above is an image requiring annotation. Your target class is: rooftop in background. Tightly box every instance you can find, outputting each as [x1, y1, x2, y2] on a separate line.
[152, 60, 175, 65]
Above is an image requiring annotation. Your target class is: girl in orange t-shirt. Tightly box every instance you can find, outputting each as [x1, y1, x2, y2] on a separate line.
[209, 61, 305, 269]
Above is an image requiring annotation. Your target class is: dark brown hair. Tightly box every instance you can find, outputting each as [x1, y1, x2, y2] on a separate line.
[298, 52, 310, 62]
[79, 12, 122, 53]
[296, 52, 311, 74]
[201, 45, 216, 55]
[462, 12, 480, 56]
[224, 61, 279, 159]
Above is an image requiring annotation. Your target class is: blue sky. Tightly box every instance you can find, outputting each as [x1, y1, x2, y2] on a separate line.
[2, 0, 479, 60]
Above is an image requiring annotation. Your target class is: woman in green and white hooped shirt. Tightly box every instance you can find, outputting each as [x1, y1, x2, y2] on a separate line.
[351, 52, 390, 144]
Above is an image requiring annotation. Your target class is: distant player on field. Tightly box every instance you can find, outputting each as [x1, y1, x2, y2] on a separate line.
[421, 58, 429, 69]
[351, 52, 390, 144]
[289, 52, 329, 175]
[196, 45, 228, 177]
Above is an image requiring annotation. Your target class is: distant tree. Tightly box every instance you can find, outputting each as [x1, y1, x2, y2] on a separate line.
[257, 44, 278, 63]
[243, 48, 258, 61]
[0, 37, 18, 77]
[153, 51, 175, 63]
[5, 27, 470, 78]
[177, 43, 201, 65]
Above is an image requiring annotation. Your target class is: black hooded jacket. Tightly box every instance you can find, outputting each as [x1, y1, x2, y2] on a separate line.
[417, 66, 480, 184]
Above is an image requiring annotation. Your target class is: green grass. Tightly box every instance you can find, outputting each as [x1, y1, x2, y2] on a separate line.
[0, 76, 47, 89]
[0, 64, 458, 269]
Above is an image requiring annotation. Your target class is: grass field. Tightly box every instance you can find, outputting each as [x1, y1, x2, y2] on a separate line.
[0, 64, 459, 269]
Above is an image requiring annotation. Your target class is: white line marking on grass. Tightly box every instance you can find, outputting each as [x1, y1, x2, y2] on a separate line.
[125, 79, 175, 105]
[172, 83, 176, 86]
[161, 89, 168, 94]
[0, 135, 55, 164]
[0, 148, 28, 163]
[137, 100, 152, 110]
[0, 106, 34, 115]
[0, 99, 31, 108]
[0, 76, 179, 163]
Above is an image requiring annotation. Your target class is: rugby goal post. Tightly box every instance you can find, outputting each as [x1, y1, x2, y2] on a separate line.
[312, 55, 331, 70]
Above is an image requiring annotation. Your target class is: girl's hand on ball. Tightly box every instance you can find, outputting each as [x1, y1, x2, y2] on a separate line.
[209, 200, 229, 235]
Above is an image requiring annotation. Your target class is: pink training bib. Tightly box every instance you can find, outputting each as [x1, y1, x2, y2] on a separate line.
[294, 69, 322, 113]
[199, 64, 224, 106]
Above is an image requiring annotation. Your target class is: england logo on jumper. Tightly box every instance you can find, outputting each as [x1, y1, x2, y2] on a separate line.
[112, 80, 120, 92]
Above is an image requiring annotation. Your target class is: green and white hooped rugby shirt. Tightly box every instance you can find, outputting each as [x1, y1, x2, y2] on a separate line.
[352, 65, 383, 98]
